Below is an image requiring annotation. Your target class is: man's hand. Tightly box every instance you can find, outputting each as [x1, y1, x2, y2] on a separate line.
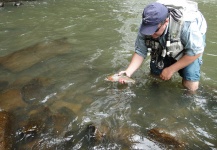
[118, 71, 127, 76]
[118, 71, 128, 84]
[118, 53, 144, 84]
[160, 67, 175, 80]
[160, 53, 202, 81]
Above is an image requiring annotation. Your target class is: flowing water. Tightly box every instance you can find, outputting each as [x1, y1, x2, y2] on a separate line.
[0, 0, 217, 149]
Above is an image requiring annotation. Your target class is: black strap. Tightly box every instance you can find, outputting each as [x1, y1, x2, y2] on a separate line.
[168, 8, 183, 22]
[174, 49, 185, 59]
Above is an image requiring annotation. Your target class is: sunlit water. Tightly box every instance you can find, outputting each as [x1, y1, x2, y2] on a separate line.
[0, 0, 216, 149]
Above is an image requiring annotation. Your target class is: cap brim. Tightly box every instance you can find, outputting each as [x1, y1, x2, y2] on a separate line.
[139, 23, 158, 35]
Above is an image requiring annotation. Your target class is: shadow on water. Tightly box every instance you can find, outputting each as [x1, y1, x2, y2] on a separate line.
[0, 0, 217, 149]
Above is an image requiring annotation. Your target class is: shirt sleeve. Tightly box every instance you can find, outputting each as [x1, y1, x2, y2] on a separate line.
[181, 20, 206, 56]
[135, 32, 148, 59]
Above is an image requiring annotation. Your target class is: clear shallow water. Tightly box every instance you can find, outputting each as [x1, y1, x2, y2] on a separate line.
[0, 0, 216, 149]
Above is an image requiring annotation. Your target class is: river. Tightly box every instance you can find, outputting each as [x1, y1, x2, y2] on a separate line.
[0, 0, 216, 149]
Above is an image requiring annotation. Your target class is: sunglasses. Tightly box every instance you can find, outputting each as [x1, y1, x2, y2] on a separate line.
[155, 21, 166, 33]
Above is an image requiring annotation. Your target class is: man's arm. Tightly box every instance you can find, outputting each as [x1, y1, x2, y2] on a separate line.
[118, 32, 147, 83]
[160, 53, 201, 80]
[118, 53, 144, 83]
[125, 53, 144, 77]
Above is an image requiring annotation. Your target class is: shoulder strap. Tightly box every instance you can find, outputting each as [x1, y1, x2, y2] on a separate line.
[157, 0, 198, 17]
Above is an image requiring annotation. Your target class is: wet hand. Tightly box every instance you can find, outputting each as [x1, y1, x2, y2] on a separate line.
[160, 67, 174, 80]
[118, 71, 126, 76]
[118, 71, 128, 84]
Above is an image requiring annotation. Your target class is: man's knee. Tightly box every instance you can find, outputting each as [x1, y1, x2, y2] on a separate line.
[182, 79, 199, 91]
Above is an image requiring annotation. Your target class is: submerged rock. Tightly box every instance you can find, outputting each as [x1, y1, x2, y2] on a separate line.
[21, 77, 54, 104]
[16, 106, 52, 143]
[15, 106, 75, 149]
[0, 111, 13, 150]
[16, 119, 45, 142]
[87, 124, 106, 143]
[0, 81, 9, 92]
[50, 100, 82, 114]
[86, 123, 136, 148]
[0, 89, 27, 111]
[0, 38, 72, 72]
[147, 128, 186, 149]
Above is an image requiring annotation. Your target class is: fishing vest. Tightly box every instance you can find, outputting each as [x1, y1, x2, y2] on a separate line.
[145, 0, 200, 61]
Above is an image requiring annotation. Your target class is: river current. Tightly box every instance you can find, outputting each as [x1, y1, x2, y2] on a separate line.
[0, 0, 216, 149]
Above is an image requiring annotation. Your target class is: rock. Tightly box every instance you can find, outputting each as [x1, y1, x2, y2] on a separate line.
[15, 106, 51, 143]
[86, 123, 135, 148]
[87, 124, 106, 143]
[16, 119, 45, 142]
[0, 111, 13, 150]
[0, 38, 72, 72]
[10, 76, 33, 88]
[15, 106, 74, 149]
[0, 81, 9, 92]
[46, 113, 72, 135]
[0, 89, 27, 111]
[147, 128, 185, 149]
[21, 77, 54, 104]
[50, 101, 82, 114]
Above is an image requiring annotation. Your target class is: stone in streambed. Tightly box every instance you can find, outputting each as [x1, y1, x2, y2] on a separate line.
[21, 77, 54, 104]
[0, 89, 27, 111]
[0, 38, 72, 72]
[0, 111, 13, 150]
[147, 128, 186, 149]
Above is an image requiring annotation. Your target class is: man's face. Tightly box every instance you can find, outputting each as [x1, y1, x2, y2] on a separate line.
[151, 19, 168, 39]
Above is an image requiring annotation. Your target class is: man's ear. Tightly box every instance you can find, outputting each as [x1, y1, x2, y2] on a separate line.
[165, 18, 169, 23]
[165, 18, 169, 25]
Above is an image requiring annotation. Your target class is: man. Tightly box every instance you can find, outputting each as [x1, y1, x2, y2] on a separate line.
[118, 2, 207, 91]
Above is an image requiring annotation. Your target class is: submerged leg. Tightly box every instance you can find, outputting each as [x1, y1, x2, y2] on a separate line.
[182, 79, 199, 92]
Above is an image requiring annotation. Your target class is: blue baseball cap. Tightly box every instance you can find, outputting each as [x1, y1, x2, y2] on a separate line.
[140, 2, 168, 35]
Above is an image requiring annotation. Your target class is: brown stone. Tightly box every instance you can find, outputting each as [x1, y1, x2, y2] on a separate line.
[147, 128, 185, 149]
[0, 111, 12, 150]
[0, 81, 9, 92]
[0, 89, 26, 111]
[20, 77, 55, 104]
[0, 38, 72, 72]
[50, 101, 82, 114]
[16, 106, 73, 149]
[86, 123, 135, 148]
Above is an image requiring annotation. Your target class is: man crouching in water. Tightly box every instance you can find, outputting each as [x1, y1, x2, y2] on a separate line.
[118, 1, 207, 91]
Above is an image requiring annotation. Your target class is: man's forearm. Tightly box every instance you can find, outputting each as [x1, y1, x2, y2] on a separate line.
[125, 53, 144, 77]
[169, 53, 202, 72]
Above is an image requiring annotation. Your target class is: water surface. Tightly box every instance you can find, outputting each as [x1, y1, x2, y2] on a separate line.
[0, 0, 216, 149]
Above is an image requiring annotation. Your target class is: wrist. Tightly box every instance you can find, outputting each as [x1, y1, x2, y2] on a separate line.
[167, 65, 177, 73]
[125, 70, 132, 77]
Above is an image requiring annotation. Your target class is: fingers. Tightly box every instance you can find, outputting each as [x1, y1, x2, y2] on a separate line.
[160, 74, 164, 80]
[118, 71, 126, 76]
[118, 78, 126, 84]
[118, 71, 126, 84]
[160, 74, 170, 80]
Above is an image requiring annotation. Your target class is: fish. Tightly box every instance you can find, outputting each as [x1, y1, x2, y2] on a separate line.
[105, 74, 135, 84]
